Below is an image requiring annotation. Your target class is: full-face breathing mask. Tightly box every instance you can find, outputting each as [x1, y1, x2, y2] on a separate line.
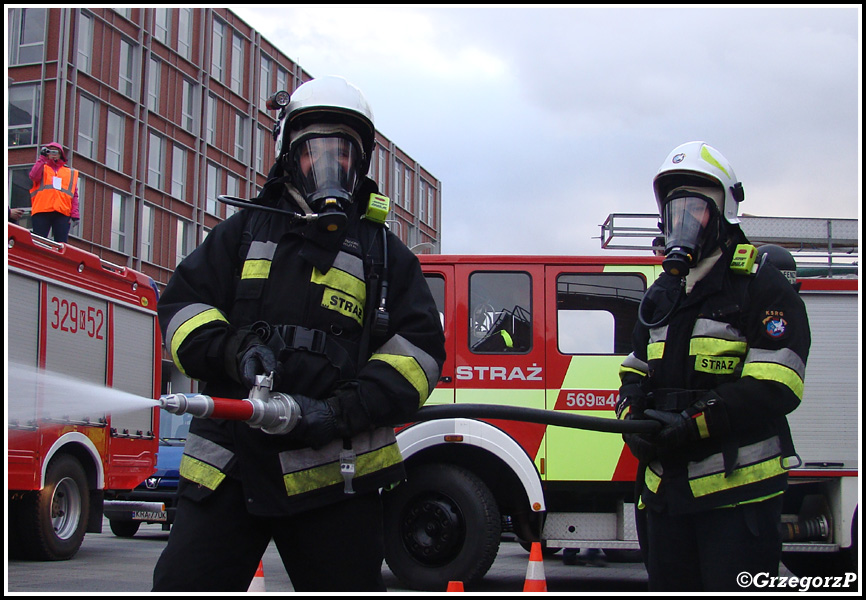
[288, 124, 365, 234]
[659, 187, 724, 277]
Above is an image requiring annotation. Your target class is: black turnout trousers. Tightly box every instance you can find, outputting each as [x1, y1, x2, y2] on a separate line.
[152, 477, 386, 592]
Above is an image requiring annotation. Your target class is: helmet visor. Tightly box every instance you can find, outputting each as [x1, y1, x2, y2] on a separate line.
[292, 136, 361, 206]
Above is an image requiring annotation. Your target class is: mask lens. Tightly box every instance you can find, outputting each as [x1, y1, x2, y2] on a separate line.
[294, 136, 360, 206]
[662, 196, 712, 251]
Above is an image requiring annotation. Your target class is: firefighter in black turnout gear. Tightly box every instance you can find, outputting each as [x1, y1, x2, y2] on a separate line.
[616, 142, 810, 591]
[152, 77, 445, 592]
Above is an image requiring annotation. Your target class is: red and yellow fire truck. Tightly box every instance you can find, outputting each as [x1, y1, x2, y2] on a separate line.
[7, 224, 160, 560]
[381, 253, 858, 590]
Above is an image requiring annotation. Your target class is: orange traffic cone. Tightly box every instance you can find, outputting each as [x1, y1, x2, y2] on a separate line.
[247, 560, 266, 592]
[446, 580, 464, 592]
[523, 542, 547, 592]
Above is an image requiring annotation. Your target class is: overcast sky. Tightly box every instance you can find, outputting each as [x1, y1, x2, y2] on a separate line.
[232, 6, 861, 256]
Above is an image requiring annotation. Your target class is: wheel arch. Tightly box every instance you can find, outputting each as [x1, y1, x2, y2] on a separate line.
[43, 432, 104, 492]
[397, 418, 545, 517]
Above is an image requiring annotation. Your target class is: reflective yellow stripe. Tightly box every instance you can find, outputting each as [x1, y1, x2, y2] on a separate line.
[689, 338, 748, 356]
[179, 455, 226, 490]
[647, 341, 664, 360]
[688, 456, 786, 498]
[282, 442, 402, 496]
[694, 413, 710, 439]
[312, 266, 366, 301]
[170, 308, 228, 375]
[370, 353, 429, 403]
[645, 464, 662, 493]
[241, 259, 272, 279]
[742, 362, 805, 398]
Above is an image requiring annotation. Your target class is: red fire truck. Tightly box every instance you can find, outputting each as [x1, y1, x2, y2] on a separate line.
[7, 224, 160, 560]
[381, 252, 858, 590]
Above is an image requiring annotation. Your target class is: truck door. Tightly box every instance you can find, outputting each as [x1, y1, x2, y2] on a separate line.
[455, 263, 547, 465]
[423, 266, 454, 404]
[543, 264, 654, 482]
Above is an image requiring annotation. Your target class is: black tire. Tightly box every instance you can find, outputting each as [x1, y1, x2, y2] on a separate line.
[383, 463, 501, 591]
[109, 519, 141, 538]
[16, 455, 89, 560]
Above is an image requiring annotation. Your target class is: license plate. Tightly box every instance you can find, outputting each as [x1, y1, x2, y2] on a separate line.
[132, 510, 167, 522]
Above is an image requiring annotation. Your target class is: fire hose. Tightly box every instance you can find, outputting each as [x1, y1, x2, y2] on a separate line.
[158, 373, 661, 435]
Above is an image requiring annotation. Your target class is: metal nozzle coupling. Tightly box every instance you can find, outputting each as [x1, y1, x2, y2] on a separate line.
[158, 393, 216, 418]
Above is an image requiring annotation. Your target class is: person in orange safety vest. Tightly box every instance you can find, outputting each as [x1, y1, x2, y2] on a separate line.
[29, 142, 80, 243]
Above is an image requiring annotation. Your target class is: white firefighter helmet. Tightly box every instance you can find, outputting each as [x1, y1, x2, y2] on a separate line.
[653, 141, 744, 225]
[274, 76, 375, 174]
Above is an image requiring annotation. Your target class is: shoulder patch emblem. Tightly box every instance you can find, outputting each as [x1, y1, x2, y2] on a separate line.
[763, 315, 787, 338]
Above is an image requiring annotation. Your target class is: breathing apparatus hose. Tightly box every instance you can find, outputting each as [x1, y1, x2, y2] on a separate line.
[412, 403, 660, 434]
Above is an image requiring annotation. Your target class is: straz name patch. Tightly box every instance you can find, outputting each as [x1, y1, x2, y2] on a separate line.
[695, 355, 741, 375]
[763, 311, 787, 338]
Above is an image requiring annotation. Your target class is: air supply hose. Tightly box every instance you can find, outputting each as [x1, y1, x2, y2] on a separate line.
[412, 403, 660, 434]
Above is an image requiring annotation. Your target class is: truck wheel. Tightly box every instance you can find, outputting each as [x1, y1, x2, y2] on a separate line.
[109, 519, 141, 538]
[383, 463, 501, 591]
[17, 455, 89, 560]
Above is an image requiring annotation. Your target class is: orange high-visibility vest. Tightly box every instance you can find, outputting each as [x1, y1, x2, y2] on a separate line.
[30, 164, 79, 216]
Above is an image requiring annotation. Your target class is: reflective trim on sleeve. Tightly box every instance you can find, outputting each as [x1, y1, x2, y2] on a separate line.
[165, 304, 229, 374]
[370, 334, 441, 404]
[620, 352, 648, 378]
[742, 362, 805, 399]
[178, 433, 235, 490]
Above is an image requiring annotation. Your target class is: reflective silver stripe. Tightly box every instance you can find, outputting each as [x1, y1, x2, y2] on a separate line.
[278, 427, 397, 475]
[648, 325, 668, 344]
[687, 436, 782, 479]
[691, 318, 747, 342]
[373, 334, 441, 399]
[332, 251, 365, 280]
[620, 352, 648, 376]
[165, 303, 226, 350]
[744, 347, 807, 380]
[246, 240, 278, 261]
[183, 432, 235, 470]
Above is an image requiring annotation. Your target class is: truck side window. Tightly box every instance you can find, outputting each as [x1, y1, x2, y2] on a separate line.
[556, 273, 645, 355]
[469, 271, 531, 353]
[424, 274, 445, 329]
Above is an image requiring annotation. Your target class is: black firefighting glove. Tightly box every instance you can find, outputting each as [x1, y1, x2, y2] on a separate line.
[290, 395, 339, 450]
[644, 391, 729, 449]
[615, 382, 648, 420]
[237, 343, 277, 390]
[622, 413, 658, 463]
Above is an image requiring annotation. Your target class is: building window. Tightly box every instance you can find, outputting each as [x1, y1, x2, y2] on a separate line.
[119, 39, 136, 97]
[207, 94, 216, 145]
[178, 8, 192, 60]
[259, 54, 272, 112]
[404, 166, 413, 211]
[419, 180, 427, 223]
[148, 57, 161, 113]
[176, 218, 192, 267]
[234, 113, 247, 162]
[113, 8, 131, 20]
[231, 32, 244, 94]
[148, 132, 165, 189]
[226, 173, 240, 217]
[427, 184, 436, 225]
[153, 8, 170, 45]
[206, 163, 220, 215]
[277, 68, 288, 97]
[394, 162, 402, 207]
[256, 126, 266, 174]
[106, 111, 124, 172]
[9, 84, 41, 147]
[378, 147, 386, 191]
[171, 145, 187, 199]
[77, 95, 98, 159]
[181, 78, 195, 132]
[110, 191, 131, 253]
[10, 8, 46, 65]
[77, 12, 93, 73]
[212, 17, 226, 83]
[140, 204, 154, 263]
